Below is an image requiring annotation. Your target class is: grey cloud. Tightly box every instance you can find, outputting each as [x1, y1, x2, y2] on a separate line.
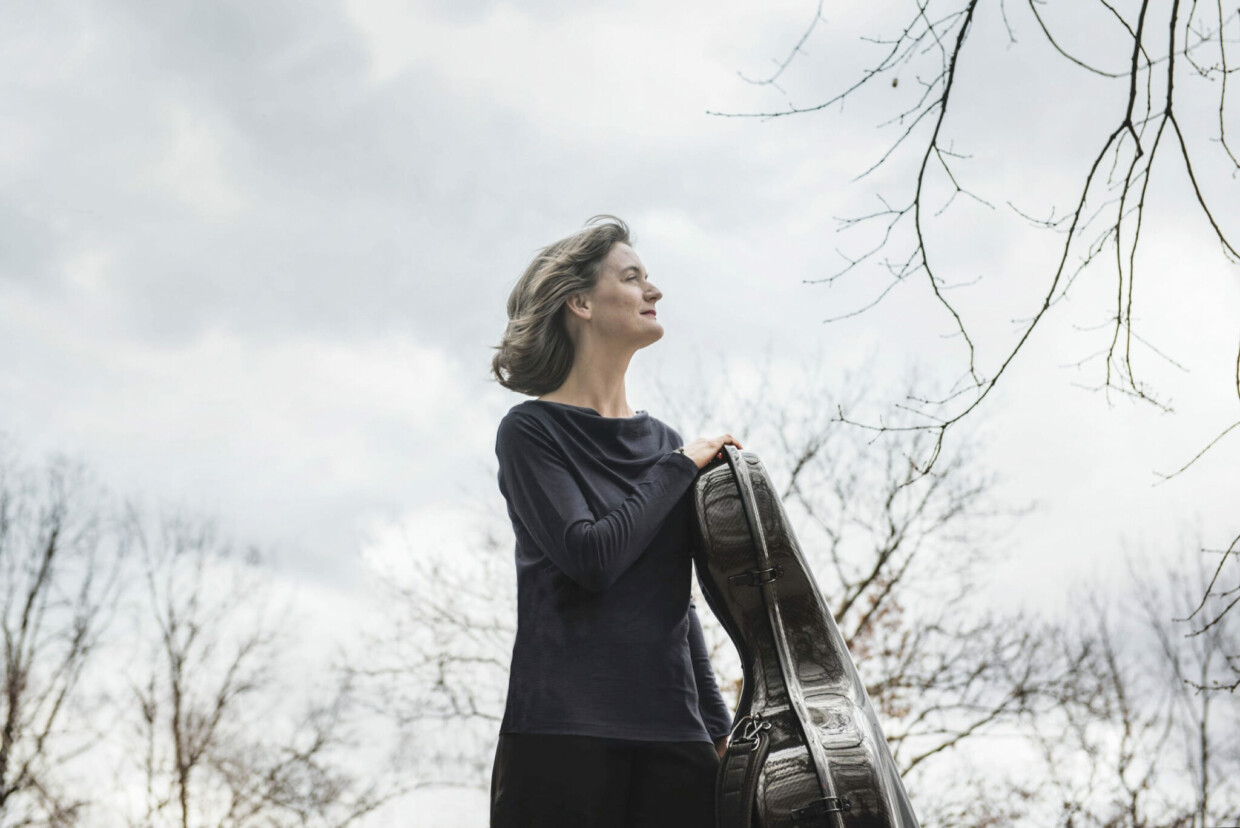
[6, 0, 838, 358]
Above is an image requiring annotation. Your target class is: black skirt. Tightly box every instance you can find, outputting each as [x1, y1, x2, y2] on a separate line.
[490, 732, 719, 828]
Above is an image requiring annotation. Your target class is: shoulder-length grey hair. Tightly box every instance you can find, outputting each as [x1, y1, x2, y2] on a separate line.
[490, 215, 631, 397]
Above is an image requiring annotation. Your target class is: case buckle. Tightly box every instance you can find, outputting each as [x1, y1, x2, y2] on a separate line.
[792, 796, 851, 819]
[728, 565, 784, 587]
[728, 714, 773, 753]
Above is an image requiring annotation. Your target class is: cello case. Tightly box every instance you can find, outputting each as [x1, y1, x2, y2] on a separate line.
[688, 445, 919, 828]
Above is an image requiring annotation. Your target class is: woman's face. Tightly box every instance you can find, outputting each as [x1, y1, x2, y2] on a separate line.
[581, 242, 664, 348]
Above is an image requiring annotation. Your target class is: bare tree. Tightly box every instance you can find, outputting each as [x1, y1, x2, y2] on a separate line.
[1136, 547, 1240, 826]
[0, 443, 124, 827]
[1027, 545, 1240, 827]
[118, 504, 395, 828]
[355, 510, 515, 786]
[1181, 531, 1240, 692]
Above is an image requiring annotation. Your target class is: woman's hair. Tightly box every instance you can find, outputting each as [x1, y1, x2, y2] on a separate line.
[490, 215, 632, 396]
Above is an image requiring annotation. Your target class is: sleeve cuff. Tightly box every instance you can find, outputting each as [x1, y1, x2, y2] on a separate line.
[670, 450, 699, 474]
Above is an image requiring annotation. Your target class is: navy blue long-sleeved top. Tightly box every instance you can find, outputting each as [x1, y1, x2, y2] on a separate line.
[494, 399, 734, 742]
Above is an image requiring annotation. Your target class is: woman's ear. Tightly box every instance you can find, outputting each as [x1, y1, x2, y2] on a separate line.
[564, 292, 591, 321]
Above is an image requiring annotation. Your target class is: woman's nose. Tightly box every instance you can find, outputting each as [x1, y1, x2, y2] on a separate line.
[647, 284, 663, 302]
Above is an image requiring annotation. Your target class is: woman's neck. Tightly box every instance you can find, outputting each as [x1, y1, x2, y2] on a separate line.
[538, 377, 634, 419]
[539, 332, 642, 418]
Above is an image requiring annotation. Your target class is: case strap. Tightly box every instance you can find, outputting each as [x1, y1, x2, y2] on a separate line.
[716, 715, 772, 828]
[720, 446, 838, 809]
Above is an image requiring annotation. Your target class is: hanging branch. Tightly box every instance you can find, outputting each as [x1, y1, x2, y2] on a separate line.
[709, 0, 1239, 475]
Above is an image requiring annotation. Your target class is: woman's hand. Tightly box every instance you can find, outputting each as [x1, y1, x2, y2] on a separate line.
[682, 434, 743, 470]
[714, 734, 729, 759]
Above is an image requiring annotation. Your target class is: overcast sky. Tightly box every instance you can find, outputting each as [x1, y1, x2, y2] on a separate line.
[3, 0, 1237, 822]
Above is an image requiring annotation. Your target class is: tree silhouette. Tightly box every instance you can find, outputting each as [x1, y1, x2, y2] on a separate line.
[0, 446, 123, 827]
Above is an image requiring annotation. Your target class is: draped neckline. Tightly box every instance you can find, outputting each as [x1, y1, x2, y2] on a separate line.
[527, 399, 649, 422]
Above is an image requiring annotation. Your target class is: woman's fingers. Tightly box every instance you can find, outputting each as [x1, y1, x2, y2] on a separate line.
[711, 434, 742, 460]
[689, 434, 744, 467]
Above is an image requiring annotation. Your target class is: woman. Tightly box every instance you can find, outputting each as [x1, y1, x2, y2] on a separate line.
[488, 215, 743, 827]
